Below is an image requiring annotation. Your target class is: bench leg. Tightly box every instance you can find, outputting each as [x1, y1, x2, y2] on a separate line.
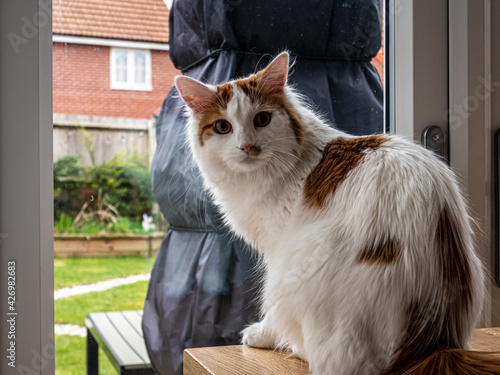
[87, 329, 98, 375]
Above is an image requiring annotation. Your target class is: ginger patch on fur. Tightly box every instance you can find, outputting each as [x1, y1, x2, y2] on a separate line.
[235, 74, 303, 145]
[250, 145, 262, 157]
[436, 206, 472, 310]
[385, 207, 475, 375]
[357, 238, 401, 264]
[197, 82, 234, 146]
[304, 135, 388, 208]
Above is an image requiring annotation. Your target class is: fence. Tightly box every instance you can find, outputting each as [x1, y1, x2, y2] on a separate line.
[53, 113, 156, 166]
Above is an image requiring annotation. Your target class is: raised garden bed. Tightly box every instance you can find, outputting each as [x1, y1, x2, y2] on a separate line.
[54, 233, 164, 257]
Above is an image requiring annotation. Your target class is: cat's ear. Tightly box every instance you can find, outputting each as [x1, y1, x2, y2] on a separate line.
[259, 52, 290, 95]
[175, 76, 216, 114]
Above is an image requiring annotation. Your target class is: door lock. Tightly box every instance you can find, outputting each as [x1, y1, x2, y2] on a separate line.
[421, 126, 445, 159]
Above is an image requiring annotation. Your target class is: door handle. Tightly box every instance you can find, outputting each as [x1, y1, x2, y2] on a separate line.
[421, 126, 445, 159]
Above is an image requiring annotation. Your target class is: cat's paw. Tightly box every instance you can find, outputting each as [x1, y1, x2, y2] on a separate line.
[241, 322, 276, 349]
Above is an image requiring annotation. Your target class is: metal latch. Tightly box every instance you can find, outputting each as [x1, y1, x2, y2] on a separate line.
[421, 126, 445, 159]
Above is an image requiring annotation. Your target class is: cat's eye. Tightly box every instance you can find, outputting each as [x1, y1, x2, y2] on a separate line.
[213, 120, 232, 134]
[254, 112, 272, 127]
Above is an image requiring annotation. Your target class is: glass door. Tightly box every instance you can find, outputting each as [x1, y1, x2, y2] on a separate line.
[389, 0, 449, 145]
[447, 0, 496, 326]
[3, 0, 498, 374]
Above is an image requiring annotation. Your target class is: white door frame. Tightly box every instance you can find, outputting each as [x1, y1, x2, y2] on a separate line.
[392, 0, 495, 325]
[0, 0, 54, 374]
[448, 0, 494, 326]
[391, 0, 449, 147]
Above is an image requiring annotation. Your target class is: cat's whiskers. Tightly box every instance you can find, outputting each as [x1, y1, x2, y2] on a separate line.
[173, 155, 218, 229]
[267, 153, 301, 179]
[166, 137, 193, 202]
[267, 146, 310, 170]
[167, 161, 193, 206]
[265, 145, 311, 176]
[265, 159, 289, 188]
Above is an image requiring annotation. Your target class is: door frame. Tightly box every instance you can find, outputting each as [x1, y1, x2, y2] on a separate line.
[0, 0, 54, 374]
[391, 0, 449, 149]
[391, 0, 494, 326]
[0, 1, 497, 373]
[447, 0, 494, 326]
[448, 0, 494, 326]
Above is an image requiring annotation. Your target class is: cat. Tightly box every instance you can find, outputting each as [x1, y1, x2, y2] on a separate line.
[175, 52, 500, 374]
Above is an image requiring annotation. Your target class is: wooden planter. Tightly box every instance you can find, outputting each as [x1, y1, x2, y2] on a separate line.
[54, 233, 164, 257]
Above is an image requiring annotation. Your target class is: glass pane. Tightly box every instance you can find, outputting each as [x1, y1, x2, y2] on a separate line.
[115, 51, 128, 82]
[52, 1, 387, 374]
[134, 52, 146, 84]
[52, 1, 173, 372]
[372, 6, 384, 87]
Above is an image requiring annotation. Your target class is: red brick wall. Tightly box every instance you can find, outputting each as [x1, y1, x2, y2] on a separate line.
[53, 42, 180, 119]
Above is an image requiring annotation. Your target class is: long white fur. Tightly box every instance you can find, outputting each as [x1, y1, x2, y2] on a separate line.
[175, 53, 485, 375]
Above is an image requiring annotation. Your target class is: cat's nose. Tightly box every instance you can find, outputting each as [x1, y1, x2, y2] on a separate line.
[239, 144, 255, 154]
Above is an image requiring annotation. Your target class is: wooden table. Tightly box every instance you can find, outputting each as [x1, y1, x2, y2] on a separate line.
[184, 328, 500, 375]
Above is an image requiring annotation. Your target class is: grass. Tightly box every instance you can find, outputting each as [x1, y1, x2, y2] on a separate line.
[55, 256, 153, 374]
[55, 280, 149, 326]
[56, 335, 116, 375]
[54, 256, 155, 289]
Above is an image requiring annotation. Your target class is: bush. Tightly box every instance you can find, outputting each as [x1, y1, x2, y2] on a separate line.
[89, 154, 154, 219]
[54, 156, 86, 220]
[55, 213, 76, 233]
[53, 153, 155, 228]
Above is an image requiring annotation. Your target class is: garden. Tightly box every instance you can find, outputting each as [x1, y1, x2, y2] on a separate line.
[54, 143, 163, 374]
[54, 256, 155, 375]
[54, 149, 162, 237]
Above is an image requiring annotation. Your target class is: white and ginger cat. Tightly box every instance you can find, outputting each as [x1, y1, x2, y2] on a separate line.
[175, 52, 500, 374]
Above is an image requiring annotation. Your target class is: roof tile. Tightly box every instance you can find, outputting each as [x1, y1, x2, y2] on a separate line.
[53, 0, 170, 43]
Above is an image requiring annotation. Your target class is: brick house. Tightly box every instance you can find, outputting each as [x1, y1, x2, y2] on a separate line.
[52, 0, 180, 166]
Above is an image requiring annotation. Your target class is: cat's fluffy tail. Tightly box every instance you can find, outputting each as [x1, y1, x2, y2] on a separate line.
[384, 348, 500, 375]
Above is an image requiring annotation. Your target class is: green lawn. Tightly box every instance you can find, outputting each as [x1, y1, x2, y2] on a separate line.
[55, 280, 149, 325]
[54, 256, 155, 289]
[55, 256, 154, 374]
[56, 335, 116, 375]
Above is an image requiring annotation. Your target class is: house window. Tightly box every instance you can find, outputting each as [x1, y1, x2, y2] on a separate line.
[110, 48, 152, 91]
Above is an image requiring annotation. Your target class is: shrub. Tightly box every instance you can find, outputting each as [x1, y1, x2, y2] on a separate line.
[54, 156, 86, 220]
[88, 154, 154, 219]
[53, 153, 155, 227]
[55, 213, 76, 233]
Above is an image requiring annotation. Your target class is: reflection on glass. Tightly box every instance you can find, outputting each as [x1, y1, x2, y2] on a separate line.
[116, 51, 128, 82]
[135, 52, 146, 84]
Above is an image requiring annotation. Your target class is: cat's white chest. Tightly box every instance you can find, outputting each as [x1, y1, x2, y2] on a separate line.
[219, 178, 302, 252]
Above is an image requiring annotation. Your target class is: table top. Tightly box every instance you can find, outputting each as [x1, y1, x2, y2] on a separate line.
[184, 328, 500, 375]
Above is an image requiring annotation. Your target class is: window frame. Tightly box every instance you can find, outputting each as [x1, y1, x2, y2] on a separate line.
[0, 2, 497, 374]
[0, 0, 54, 373]
[110, 47, 152, 91]
[389, 0, 494, 326]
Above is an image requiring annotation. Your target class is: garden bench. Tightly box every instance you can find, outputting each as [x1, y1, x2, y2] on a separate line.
[183, 327, 500, 375]
[85, 310, 154, 375]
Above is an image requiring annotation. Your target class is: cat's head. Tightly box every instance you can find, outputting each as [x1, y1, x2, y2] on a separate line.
[175, 52, 303, 179]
